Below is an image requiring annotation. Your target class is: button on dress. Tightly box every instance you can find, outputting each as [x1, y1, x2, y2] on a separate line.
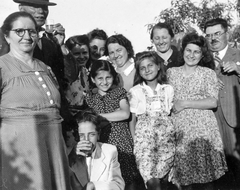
[0, 54, 70, 190]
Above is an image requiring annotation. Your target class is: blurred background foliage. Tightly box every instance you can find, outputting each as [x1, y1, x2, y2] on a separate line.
[146, 0, 240, 50]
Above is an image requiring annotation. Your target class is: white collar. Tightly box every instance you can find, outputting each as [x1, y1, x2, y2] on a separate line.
[217, 44, 228, 59]
[116, 58, 135, 76]
[142, 82, 160, 92]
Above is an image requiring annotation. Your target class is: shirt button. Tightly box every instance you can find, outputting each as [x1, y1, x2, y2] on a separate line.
[38, 77, 43, 81]
[42, 84, 47, 88]
[47, 91, 51, 96]
[50, 100, 54, 104]
[35, 71, 40, 75]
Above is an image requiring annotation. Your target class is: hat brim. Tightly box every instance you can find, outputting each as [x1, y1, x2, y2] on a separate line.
[13, 0, 56, 6]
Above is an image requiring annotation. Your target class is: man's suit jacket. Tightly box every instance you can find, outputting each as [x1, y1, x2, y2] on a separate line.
[216, 46, 240, 128]
[69, 143, 125, 190]
[33, 35, 65, 84]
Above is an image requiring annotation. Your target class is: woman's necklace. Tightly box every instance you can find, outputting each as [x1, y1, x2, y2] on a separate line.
[157, 48, 173, 66]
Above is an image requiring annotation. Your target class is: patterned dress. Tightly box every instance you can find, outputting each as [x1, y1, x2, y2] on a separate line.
[0, 54, 70, 190]
[167, 66, 228, 186]
[129, 83, 175, 185]
[85, 87, 139, 184]
[64, 66, 89, 114]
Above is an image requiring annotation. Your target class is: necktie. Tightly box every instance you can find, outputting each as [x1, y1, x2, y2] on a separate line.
[214, 52, 221, 67]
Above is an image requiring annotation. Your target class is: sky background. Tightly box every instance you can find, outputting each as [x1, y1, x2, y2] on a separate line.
[0, 0, 171, 53]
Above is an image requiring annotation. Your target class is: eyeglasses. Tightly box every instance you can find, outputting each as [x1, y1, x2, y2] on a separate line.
[205, 31, 226, 40]
[11, 28, 38, 38]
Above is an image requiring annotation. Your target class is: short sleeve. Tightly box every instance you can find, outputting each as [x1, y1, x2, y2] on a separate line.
[118, 87, 127, 101]
[204, 69, 219, 100]
[128, 87, 139, 113]
[165, 85, 174, 113]
[166, 68, 173, 83]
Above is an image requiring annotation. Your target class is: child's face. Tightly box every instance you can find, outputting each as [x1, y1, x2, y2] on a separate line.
[91, 70, 113, 95]
[78, 121, 99, 152]
[139, 58, 160, 82]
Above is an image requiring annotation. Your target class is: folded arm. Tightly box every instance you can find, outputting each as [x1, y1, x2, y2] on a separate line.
[172, 97, 217, 114]
[100, 99, 130, 121]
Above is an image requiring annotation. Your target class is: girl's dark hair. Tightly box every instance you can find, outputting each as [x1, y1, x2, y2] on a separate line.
[105, 34, 134, 58]
[89, 59, 120, 88]
[150, 22, 174, 40]
[65, 34, 92, 69]
[134, 51, 167, 86]
[1, 11, 37, 36]
[179, 32, 215, 70]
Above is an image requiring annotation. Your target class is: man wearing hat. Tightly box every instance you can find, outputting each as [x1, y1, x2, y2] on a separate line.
[5, 0, 78, 123]
[15, 0, 67, 84]
[0, 0, 74, 85]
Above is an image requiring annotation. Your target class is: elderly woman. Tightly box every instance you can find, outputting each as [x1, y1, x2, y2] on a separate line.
[150, 22, 180, 70]
[105, 34, 135, 92]
[0, 12, 70, 190]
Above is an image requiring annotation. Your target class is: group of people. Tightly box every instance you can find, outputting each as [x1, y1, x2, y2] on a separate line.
[0, 0, 240, 190]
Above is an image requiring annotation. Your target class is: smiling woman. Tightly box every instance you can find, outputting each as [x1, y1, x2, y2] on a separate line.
[167, 32, 227, 189]
[105, 34, 136, 91]
[150, 22, 181, 71]
[0, 11, 70, 190]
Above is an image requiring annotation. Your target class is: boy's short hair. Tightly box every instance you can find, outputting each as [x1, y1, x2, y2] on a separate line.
[74, 108, 102, 133]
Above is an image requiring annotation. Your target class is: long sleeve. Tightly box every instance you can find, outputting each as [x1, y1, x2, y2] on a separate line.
[92, 145, 125, 190]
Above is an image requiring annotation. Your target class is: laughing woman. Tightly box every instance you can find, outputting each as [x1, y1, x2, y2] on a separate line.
[150, 22, 180, 70]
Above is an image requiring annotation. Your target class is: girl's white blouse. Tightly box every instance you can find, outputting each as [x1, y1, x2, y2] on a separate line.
[129, 83, 174, 115]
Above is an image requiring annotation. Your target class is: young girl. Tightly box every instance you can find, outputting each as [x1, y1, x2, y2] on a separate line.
[85, 59, 139, 190]
[129, 51, 175, 190]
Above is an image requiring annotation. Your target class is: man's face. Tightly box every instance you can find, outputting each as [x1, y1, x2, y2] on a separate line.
[19, 4, 49, 27]
[205, 24, 228, 52]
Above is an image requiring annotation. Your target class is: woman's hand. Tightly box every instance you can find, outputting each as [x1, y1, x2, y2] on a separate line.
[172, 100, 186, 114]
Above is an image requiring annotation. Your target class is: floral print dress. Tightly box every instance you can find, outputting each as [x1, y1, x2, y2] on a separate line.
[64, 66, 89, 113]
[129, 83, 175, 185]
[86, 87, 139, 185]
[167, 66, 227, 186]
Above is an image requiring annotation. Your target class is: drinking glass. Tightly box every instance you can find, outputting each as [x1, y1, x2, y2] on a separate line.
[45, 19, 54, 33]
[78, 140, 93, 157]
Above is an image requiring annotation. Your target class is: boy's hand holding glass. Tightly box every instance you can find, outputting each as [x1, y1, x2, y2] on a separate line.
[76, 140, 93, 157]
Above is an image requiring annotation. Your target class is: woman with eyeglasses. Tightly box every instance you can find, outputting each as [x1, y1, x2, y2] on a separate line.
[0, 12, 70, 190]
